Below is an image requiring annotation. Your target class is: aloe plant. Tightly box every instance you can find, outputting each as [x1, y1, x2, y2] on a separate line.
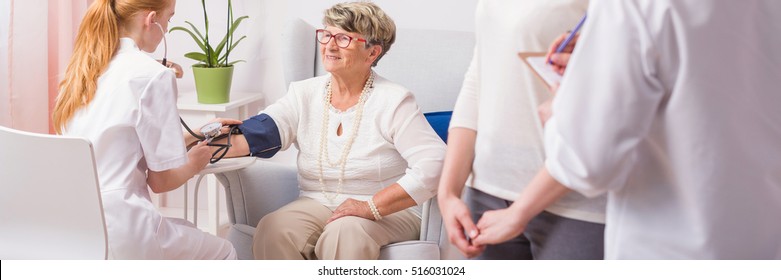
[171, 0, 248, 67]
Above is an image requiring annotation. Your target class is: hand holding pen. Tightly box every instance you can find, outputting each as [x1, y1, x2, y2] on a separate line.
[545, 14, 586, 75]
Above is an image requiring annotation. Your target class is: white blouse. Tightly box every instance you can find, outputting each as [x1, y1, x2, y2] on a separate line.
[449, 0, 605, 223]
[263, 74, 447, 217]
[545, 1, 781, 259]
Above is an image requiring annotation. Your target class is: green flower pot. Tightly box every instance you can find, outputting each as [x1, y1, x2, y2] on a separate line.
[192, 65, 233, 104]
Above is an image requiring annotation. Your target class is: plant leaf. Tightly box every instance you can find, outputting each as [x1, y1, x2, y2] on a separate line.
[218, 36, 246, 62]
[227, 60, 246, 66]
[184, 52, 209, 63]
[214, 16, 249, 62]
[182, 21, 206, 43]
[207, 45, 218, 67]
[169, 26, 207, 53]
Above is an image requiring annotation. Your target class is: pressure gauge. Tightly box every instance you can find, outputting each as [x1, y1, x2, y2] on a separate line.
[200, 122, 223, 143]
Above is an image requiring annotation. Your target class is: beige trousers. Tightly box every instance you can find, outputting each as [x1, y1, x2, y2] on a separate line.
[252, 197, 420, 260]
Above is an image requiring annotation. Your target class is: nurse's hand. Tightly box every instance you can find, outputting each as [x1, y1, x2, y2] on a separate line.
[326, 198, 374, 224]
[187, 140, 212, 170]
[545, 33, 579, 75]
[472, 205, 526, 246]
[158, 60, 184, 78]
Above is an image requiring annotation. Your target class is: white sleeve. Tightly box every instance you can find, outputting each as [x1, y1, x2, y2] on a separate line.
[389, 93, 447, 205]
[262, 83, 302, 151]
[134, 69, 188, 171]
[545, 1, 666, 197]
[449, 46, 480, 131]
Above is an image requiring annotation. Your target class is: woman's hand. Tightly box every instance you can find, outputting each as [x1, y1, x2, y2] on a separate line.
[185, 118, 243, 147]
[544, 33, 580, 75]
[209, 118, 244, 135]
[326, 198, 374, 224]
[472, 205, 526, 246]
[439, 194, 485, 258]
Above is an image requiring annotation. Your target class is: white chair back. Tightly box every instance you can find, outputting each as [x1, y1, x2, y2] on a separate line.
[0, 126, 108, 259]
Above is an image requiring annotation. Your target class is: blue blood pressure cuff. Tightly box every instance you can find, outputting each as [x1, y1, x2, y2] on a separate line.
[238, 113, 282, 158]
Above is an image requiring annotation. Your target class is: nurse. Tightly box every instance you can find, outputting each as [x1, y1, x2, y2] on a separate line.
[52, 0, 237, 259]
[473, 0, 781, 259]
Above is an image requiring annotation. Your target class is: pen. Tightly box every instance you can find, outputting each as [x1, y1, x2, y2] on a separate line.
[549, 13, 587, 65]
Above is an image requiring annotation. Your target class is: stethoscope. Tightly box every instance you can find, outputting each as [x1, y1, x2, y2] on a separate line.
[154, 21, 239, 163]
[154, 22, 168, 67]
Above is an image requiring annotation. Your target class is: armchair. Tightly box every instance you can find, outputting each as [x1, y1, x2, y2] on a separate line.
[214, 18, 474, 260]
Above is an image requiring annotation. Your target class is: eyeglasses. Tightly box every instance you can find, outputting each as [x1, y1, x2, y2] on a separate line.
[316, 29, 368, 48]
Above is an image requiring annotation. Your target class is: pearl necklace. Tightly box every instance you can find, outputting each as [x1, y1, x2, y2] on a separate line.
[318, 72, 375, 201]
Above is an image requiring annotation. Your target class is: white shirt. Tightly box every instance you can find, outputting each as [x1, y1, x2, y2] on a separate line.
[545, 1, 781, 259]
[64, 38, 233, 259]
[263, 74, 447, 217]
[450, 0, 605, 223]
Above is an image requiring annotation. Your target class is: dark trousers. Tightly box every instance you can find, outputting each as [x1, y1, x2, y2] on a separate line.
[465, 187, 605, 260]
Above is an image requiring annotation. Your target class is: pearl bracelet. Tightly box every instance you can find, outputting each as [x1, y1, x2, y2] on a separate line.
[368, 199, 382, 221]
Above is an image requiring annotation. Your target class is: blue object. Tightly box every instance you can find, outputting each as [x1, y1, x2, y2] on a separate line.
[239, 113, 282, 158]
[424, 111, 452, 143]
[550, 13, 587, 64]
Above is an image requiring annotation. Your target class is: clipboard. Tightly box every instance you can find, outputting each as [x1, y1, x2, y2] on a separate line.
[518, 52, 562, 91]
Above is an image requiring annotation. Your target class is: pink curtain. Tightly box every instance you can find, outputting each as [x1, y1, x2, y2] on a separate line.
[1, 0, 90, 134]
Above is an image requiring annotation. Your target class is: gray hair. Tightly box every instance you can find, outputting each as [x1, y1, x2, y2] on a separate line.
[323, 2, 396, 66]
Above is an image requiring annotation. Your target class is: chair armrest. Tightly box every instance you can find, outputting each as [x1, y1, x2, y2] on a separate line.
[215, 159, 299, 227]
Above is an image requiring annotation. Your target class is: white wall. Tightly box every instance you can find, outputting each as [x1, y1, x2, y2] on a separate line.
[286, 0, 477, 32]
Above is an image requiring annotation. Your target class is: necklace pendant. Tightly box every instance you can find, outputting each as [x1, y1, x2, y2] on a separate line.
[318, 71, 375, 201]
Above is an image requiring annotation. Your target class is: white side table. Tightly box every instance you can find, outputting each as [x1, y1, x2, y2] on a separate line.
[175, 91, 263, 235]
[188, 157, 257, 231]
[177, 91, 263, 121]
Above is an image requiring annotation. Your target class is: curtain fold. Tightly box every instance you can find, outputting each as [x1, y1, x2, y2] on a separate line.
[0, 0, 88, 133]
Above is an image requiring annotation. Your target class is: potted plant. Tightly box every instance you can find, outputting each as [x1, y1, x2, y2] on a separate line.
[171, 0, 248, 104]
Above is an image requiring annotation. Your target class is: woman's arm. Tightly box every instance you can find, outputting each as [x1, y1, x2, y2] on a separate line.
[326, 183, 416, 224]
[328, 90, 447, 223]
[182, 118, 250, 158]
[147, 140, 212, 193]
[438, 48, 486, 258]
[437, 127, 484, 257]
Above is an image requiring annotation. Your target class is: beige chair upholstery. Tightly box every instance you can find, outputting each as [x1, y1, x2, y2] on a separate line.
[0, 126, 108, 259]
[215, 18, 473, 260]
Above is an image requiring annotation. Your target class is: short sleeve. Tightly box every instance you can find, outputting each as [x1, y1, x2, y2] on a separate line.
[133, 69, 188, 171]
[449, 47, 480, 131]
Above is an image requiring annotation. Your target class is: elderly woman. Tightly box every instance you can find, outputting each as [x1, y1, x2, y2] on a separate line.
[189, 2, 445, 260]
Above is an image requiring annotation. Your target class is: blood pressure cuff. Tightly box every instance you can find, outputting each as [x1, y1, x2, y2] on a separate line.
[238, 113, 282, 158]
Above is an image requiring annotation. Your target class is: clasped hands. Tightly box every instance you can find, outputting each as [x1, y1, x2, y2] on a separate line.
[440, 195, 529, 258]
